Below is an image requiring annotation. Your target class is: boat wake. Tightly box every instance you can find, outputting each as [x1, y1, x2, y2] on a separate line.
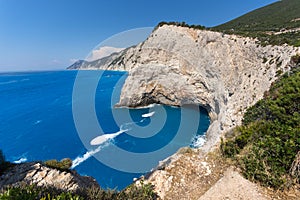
[71, 144, 108, 169]
[72, 126, 130, 168]
[72, 114, 155, 168]
[142, 111, 155, 118]
[90, 129, 129, 146]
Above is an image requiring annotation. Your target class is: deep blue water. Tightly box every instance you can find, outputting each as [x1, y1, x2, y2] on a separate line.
[0, 70, 210, 190]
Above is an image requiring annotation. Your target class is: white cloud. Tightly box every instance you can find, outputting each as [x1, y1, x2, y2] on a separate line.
[69, 58, 80, 63]
[87, 46, 124, 61]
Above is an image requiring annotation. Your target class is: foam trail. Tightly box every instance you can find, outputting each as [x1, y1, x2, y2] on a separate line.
[14, 157, 27, 164]
[144, 104, 156, 108]
[71, 145, 106, 168]
[72, 123, 134, 168]
[72, 128, 129, 168]
[142, 111, 155, 118]
[0, 80, 18, 85]
[120, 121, 136, 130]
[135, 103, 156, 109]
[90, 129, 128, 146]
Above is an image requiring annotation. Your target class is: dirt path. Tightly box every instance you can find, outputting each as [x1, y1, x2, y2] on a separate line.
[198, 167, 270, 200]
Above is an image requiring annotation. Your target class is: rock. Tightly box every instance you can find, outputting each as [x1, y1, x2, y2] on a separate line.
[0, 162, 99, 192]
[71, 24, 300, 152]
[70, 25, 300, 198]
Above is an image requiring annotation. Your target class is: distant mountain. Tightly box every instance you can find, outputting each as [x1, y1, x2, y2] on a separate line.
[213, 0, 300, 46]
[67, 50, 126, 70]
[68, 60, 88, 69]
[68, 46, 125, 70]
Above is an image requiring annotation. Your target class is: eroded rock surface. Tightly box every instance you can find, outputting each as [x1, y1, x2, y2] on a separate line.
[0, 162, 99, 191]
[69, 25, 300, 199]
[71, 25, 300, 150]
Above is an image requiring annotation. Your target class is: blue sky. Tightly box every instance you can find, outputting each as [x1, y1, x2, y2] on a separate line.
[0, 0, 278, 72]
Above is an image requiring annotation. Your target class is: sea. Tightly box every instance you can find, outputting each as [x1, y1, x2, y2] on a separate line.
[0, 70, 210, 190]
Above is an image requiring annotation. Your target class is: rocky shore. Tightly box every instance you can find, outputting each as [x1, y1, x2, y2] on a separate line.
[0, 162, 99, 192]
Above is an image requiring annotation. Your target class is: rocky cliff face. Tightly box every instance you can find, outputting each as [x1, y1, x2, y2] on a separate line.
[69, 25, 300, 198]
[71, 24, 300, 151]
[0, 162, 99, 191]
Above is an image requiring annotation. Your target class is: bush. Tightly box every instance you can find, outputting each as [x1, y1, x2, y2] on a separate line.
[0, 150, 5, 165]
[44, 158, 72, 171]
[0, 184, 83, 200]
[84, 185, 117, 200]
[156, 21, 206, 31]
[0, 150, 12, 175]
[221, 67, 300, 189]
[0, 182, 158, 200]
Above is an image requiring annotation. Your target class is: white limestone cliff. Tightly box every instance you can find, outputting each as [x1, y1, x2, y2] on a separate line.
[70, 24, 300, 151]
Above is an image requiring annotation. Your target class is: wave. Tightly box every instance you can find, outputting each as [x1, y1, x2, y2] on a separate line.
[13, 157, 27, 164]
[190, 135, 206, 148]
[0, 78, 29, 86]
[145, 104, 156, 108]
[0, 80, 18, 85]
[34, 120, 42, 125]
[140, 103, 157, 109]
[142, 111, 155, 118]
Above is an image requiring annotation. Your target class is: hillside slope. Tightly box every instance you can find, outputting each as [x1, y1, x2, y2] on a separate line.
[213, 0, 300, 47]
[215, 0, 300, 31]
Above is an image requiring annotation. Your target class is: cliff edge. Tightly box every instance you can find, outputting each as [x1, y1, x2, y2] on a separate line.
[70, 25, 300, 152]
[0, 162, 99, 192]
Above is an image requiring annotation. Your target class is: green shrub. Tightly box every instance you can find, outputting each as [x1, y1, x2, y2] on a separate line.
[0, 150, 5, 166]
[221, 67, 300, 189]
[84, 185, 117, 200]
[156, 21, 206, 31]
[0, 184, 83, 200]
[44, 158, 72, 171]
[212, 0, 300, 47]
[0, 150, 13, 175]
[118, 181, 158, 200]
[0, 182, 158, 200]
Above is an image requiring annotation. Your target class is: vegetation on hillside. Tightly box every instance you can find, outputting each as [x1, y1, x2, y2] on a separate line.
[0, 181, 158, 200]
[0, 184, 82, 200]
[155, 21, 206, 31]
[44, 158, 73, 171]
[155, 1, 300, 47]
[215, 0, 300, 31]
[0, 150, 13, 176]
[213, 0, 300, 47]
[221, 56, 300, 189]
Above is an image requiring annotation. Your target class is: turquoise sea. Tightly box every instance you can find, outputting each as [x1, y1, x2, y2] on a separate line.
[0, 70, 209, 189]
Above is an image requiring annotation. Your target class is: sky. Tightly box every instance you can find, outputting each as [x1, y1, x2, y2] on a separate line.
[0, 0, 278, 72]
